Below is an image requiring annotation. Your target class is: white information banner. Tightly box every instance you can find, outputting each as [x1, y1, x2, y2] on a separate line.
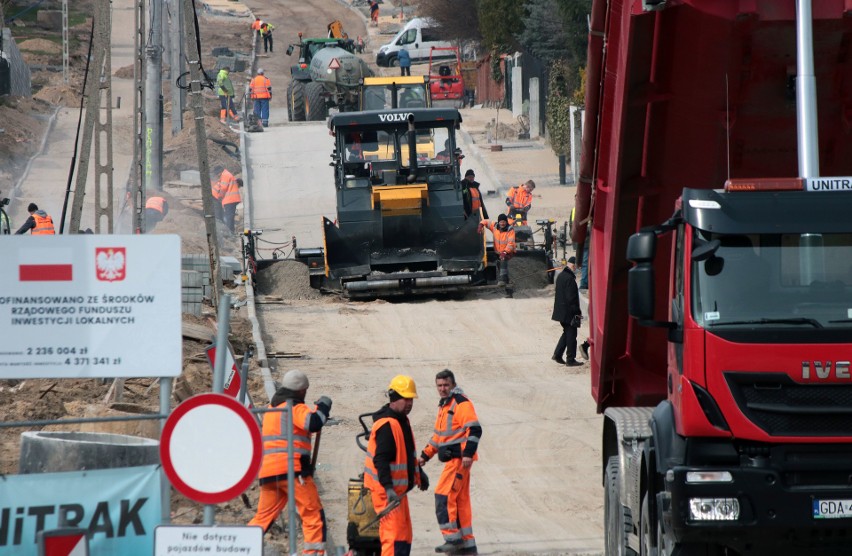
[0, 235, 181, 378]
[154, 525, 263, 555]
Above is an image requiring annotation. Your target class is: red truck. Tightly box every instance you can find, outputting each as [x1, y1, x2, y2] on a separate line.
[574, 1, 852, 554]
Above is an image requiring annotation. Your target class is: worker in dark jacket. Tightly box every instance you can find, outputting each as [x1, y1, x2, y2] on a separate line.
[364, 375, 429, 556]
[248, 369, 331, 555]
[462, 169, 488, 219]
[551, 257, 583, 366]
[15, 203, 55, 235]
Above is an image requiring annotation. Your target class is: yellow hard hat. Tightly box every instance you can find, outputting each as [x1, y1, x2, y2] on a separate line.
[388, 375, 418, 399]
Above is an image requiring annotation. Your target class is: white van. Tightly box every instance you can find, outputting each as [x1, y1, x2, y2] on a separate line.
[375, 18, 454, 67]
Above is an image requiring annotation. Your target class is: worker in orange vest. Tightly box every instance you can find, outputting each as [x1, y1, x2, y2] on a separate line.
[248, 370, 332, 555]
[462, 169, 488, 219]
[15, 203, 55, 235]
[250, 68, 272, 127]
[144, 196, 169, 231]
[212, 166, 236, 222]
[364, 375, 429, 556]
[505, 179, 536, 225]
[222, 177, 243, 234]
[478, 213, 516, 286]
[418, 369, 482, 555]
[250, 17, 263, 39]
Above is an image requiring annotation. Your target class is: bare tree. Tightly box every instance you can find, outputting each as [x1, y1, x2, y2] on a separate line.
[418, 0, 482, 42]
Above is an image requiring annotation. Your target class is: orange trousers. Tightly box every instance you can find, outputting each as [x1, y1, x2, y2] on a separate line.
[434, 459, 475, 550]
[369, 487, 412, 556]
[248, 477, 327, 555]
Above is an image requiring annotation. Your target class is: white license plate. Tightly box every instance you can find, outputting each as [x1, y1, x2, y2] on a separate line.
[813, 499, 852, 519]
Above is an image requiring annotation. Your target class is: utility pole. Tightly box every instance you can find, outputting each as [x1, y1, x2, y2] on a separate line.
[69, 0, 111, 233]
[167, 0, 185, 136]
[182, 0, 223, 308]
[133, 0, 147, 233]
[144, 0, 164, 192]
[62, 0, 69, 83]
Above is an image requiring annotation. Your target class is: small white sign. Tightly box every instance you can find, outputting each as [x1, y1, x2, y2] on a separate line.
[0, 235, 181, 378]
[154, 526, 263, 555]
[806, 177, 852, 192]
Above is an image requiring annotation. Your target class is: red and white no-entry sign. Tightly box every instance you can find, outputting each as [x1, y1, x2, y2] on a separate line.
[160, 393, 262, 504]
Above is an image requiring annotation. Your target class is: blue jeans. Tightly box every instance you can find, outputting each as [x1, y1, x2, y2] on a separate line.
[253, 98, 270, 126]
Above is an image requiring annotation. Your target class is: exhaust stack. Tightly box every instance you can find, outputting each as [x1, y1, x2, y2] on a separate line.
[796, 0, 819, 178]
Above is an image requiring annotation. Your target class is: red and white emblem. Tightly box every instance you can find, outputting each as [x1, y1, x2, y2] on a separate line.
[95, 247, 126, 282]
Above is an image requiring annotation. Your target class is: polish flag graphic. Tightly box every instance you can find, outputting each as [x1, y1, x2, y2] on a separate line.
[18, 248, 74, 282]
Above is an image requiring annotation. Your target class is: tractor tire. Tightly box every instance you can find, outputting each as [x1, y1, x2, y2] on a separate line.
[289, 80, 306, 122]
[605, 456, 638, 556]
[286, 80, 295, 122]
[304, 81, 327, 121]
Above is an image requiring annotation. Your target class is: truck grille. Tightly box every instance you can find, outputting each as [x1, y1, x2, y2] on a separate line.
[725, 372, 852, 437]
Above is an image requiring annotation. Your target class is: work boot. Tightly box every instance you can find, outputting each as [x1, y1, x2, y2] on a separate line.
[565, 358, 583, 367]
[552, 354, 566, 365]
[456, 548, 478, 555]
[435, 540, 463, 553]
[580, 341, 590, 361]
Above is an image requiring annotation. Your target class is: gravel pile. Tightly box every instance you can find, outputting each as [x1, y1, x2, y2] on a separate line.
[510, 255, 552, 290]
[256, 260, 323, 300]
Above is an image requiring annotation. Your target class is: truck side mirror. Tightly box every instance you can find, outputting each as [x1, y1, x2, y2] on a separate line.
[627, 231, 656, 321]
[286, 45, 294, 56]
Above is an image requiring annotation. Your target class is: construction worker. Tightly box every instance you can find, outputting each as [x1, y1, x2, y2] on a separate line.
[552, 257, 583, 367]
[222, 178, 243, 234]
[369, 0, 379, 26]
[418, 369, 482, 555]
[462, 169, 488, 219]
[144, 196, 169, 231]
[248, 369, 332, 555]
[260, 22, 275, 53]
[478, 214, 515, 286]
[213, 165, 236, 222]
[15, 203, 55, 235]
[355, 35, 365, 54]
[505, 179, 536, 225]
[251, 17, 263, 39]
[216, 66, 240, 124]
[250, 68, 272, 127]
[364, 375, 429, 556]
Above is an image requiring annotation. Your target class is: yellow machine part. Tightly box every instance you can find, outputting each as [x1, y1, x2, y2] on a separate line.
[348, 477, 379, 537]
[372, 184, 428, 214]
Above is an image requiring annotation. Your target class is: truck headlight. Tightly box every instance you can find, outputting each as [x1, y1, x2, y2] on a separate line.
[689, 498, 740, 521]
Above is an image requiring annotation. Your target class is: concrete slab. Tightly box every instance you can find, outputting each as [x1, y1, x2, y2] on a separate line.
[200, 0, 252, 18]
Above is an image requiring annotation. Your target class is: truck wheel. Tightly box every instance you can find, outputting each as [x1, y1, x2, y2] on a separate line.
[389, 56, 399, 67]
[640, 492, 657, 556]
[304, 81, 327, 121]
[286, 80, 295, 122]
[605, 456, 638, 556]
[290, 81, 306, 122]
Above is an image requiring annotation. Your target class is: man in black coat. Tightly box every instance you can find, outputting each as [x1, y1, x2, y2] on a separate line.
[551, 257, 583, 366]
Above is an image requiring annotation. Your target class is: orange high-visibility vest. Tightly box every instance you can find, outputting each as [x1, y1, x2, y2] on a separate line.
[251, 19, 263, 31]
[505, 186, 533, 212]
[422, 393, 480, 462]
[214, 170, 235, 200]
[257, 401, 315, 478]
[470, 187, 483, 212]
[364, 417, 414, 496]
[250, 76, 271, 99]
[145, 197, 166, 213]
[484, 221, 515, 254]
[32, 213, 55, 235]
[222, 178, 241, 206]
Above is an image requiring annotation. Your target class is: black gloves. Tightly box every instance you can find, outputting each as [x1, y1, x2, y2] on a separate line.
[385, 487, 400, 504]
[315, 396, 332, 412]
[419, 468, 429, 491]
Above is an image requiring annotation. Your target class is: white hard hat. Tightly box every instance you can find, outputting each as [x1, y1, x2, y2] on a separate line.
[282, 369, 309, 390]
[257, 68, 265, 75]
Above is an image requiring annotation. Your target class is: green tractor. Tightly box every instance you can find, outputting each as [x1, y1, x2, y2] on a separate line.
[285, 35, 374, 122]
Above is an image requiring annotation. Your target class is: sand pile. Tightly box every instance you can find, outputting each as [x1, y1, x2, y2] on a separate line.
[510, 254, 552, 290]
[256, 260, 323, 300]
